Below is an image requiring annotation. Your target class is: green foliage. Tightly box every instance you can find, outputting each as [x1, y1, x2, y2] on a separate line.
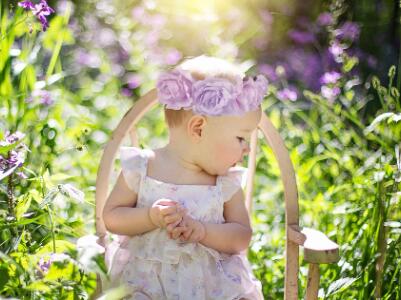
[1, 0, 400, 299]
[0, 3, 100, 299]
[248, 61, 401, 298]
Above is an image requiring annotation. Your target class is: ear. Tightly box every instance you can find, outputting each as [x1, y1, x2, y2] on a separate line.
[187, 115, 206, 142]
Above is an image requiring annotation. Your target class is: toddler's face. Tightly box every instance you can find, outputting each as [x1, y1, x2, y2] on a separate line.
[198, 108, 261, 176]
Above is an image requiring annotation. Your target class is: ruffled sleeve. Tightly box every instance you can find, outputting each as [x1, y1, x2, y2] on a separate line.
[219, 166, 248, 202]
[119, 146, 149, 193]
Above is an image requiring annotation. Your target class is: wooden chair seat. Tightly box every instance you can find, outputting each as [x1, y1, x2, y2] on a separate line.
[95, 88, 340, 299]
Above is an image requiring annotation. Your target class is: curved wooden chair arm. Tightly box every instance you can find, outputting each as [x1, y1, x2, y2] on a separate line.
[302, 227, 339, 264]
[94, 87, 339, 300]
[288, 225, 339, 264]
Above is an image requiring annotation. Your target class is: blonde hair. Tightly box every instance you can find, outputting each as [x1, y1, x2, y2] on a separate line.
[164, 55, 245, 128]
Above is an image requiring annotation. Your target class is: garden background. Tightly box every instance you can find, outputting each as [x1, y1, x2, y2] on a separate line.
[1, 0, 400, 299]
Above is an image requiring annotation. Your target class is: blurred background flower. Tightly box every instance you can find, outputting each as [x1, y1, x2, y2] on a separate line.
[0, 0, 400, 299]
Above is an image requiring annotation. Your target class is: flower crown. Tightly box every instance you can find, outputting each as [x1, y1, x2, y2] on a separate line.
[156, 69, 268, 116]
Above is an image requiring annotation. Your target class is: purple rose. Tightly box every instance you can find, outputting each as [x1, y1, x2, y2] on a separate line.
[192, 77, 238, 116]
[237, 75, 268, 112]
[156, 70, 193, 110]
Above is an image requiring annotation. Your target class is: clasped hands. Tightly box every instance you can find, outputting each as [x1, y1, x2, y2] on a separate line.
[149, 199, 206, 243]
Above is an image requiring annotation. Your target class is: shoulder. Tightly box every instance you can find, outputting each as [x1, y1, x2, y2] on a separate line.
[120, 146, 153, 161]
[119, 146, 154, 191]
[219, 167, 247, 203]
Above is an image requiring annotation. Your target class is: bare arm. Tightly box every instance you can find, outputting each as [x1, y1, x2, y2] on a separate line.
[199, 188, 252, 254]
[168, 188, 253, 254]
[103, 172, 185, 236]
[103, 172, 157, 236]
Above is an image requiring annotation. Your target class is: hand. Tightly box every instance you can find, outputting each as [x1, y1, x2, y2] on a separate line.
[168, 215, 206, 243]
[148, 199, 186, 229]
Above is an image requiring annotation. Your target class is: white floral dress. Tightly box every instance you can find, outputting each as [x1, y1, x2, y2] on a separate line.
[105, 146, 263, 300]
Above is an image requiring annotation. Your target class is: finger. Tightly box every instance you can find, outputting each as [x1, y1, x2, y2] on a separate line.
[166, 219, 182, 232]
[172, 227, 187, 240]
[178, 207, 188, 217]
[164, 213, 183, 225]
[156, 199, 178, 207]
[159, 205, 179, 216]
[182, 228, 193, 241]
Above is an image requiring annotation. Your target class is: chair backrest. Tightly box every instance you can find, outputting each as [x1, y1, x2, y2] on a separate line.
[95, 88, 301, 300]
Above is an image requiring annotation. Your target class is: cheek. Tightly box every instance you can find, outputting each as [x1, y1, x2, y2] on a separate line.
[215, 140, 240, 160]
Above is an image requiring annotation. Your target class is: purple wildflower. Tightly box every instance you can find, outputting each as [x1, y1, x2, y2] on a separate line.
[29, 90, 53, 106]
[329, 40, 345, 60]
[258, 64, 278, 82]
[165, 48, 182, 65]
[288, 30, 316, 44]
[75, 49, 102, 68]
[335, 21, 360, 41]
[38, 257, 52, 273]
[317, 13, 333, 26]
[38, 253, 70, 274]
[0, 132, 28, 180]
[18, 0, 55, 31]
[320, 71, 341, 85]
[121, 88, 133, 97]
[126, 74, 141, 89]
[284, 49, 322, 91]
[277, 87, 298, 102]
[0, 149, 27, 181]
[0, 131, 26, 146]
[39, 90, 53, 106]
[321, 86, 341, 102]
[18, 1, 34, 10]
[16, 171, 28, 179]
[33, 0, 55, 31]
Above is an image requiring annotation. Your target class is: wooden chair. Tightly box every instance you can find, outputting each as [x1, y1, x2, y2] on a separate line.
[95, 88, 340, 299]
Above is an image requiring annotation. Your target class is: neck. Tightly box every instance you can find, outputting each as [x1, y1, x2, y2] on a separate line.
[163, 134, 203, 174]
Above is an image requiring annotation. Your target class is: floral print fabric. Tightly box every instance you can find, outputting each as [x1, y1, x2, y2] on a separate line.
[105, 146, 263, 300]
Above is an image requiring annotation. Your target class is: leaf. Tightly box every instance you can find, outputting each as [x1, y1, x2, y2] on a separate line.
[326, 277, 358, 296]
[57, 184, 84, 203]
[15, 194, 32, 220]
[342, 56, 359, 73]
[384, 221, 401, 228]
[36, 240, 76, 255]
[26, 281, 51, 292]
[0, 164, 20, 181]
[364, 112, 394, 134]
[0, 265, 9, 290]
[39, 188, 58, 208]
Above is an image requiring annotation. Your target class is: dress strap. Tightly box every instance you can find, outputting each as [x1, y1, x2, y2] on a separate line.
[218, 167, 248, 203]
[119, 146, 152, 193]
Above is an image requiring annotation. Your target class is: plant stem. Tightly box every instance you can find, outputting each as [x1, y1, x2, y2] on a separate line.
[0, 15, 29, 43]
[46, 204, 56, 253]
[6, 165, 15, 218]
[397, 1, 401, 92]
